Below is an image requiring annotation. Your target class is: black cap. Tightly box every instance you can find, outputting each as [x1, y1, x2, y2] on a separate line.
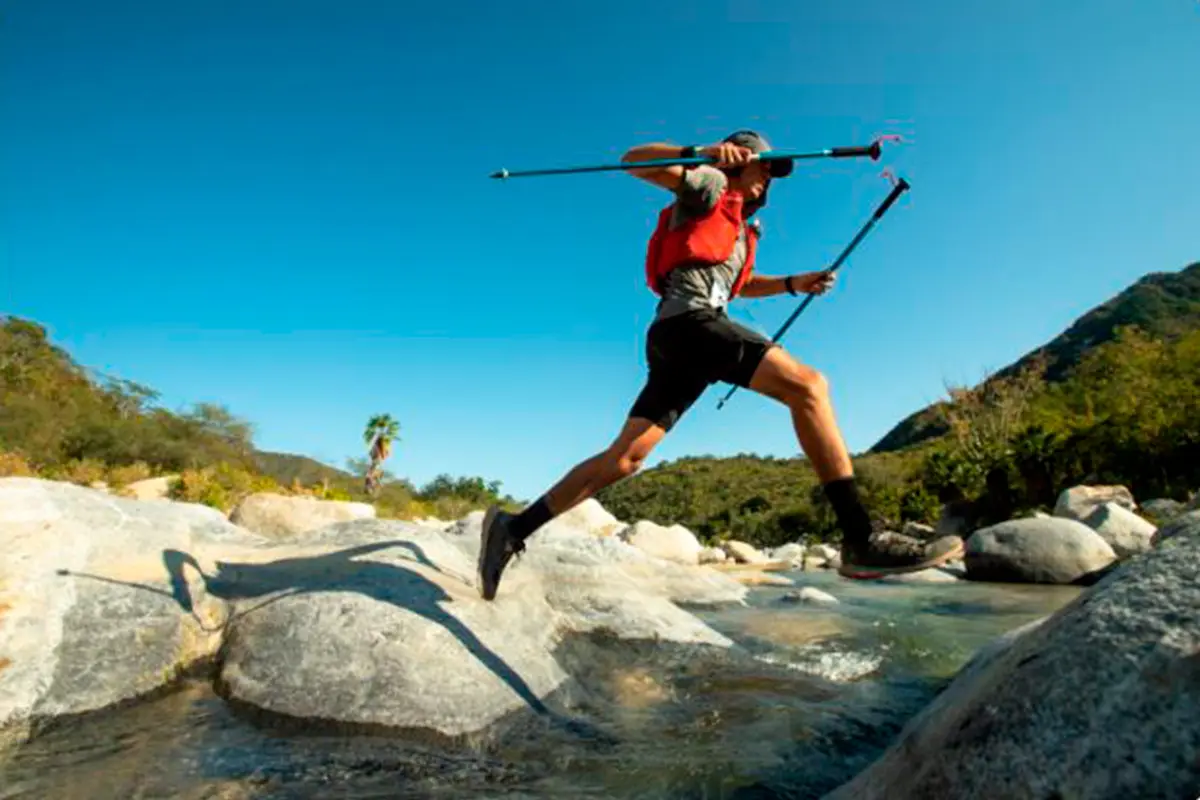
[723, 129, 793, 178]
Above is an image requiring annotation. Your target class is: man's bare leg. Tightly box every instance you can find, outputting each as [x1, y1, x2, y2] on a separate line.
[747, 346, 852, 483]
[509, 416, 667, 541]
[745, 345, 964, 576]
[477, 416, 669, 600]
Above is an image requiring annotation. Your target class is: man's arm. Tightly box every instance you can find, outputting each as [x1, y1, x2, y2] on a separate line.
[621, 140, 756, 191]
[739, 271, 836, 299]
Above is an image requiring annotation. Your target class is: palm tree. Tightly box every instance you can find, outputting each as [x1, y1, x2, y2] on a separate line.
[363, 413, 400, 497]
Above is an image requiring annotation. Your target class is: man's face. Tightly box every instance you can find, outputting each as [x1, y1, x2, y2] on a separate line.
[736, 160, 771, 200]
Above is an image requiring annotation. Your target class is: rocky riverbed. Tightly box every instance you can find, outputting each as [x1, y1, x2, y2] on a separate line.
[1, 477, 1197, 798]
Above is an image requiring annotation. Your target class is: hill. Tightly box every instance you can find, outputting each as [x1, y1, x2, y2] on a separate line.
[0, 315, 513, 518]
[871, 261, 1200, 453]
[252, 450, 358, 489]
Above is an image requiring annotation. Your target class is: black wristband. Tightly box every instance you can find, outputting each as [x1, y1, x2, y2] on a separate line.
[784, 275, 798, 295]
[680, 145, 699, 159]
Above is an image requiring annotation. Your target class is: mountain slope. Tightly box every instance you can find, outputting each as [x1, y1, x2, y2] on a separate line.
[252, 451, 358, 489]
[870, 261, 1200, 453]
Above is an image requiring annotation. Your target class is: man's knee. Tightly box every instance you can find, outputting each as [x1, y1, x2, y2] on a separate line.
[611, 451, 646, 481]
[599, 446, 649, 483]
[782, 363, 830, 407]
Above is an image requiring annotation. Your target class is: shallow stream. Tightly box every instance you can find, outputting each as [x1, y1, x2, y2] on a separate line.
[0, 571, 1080, 799]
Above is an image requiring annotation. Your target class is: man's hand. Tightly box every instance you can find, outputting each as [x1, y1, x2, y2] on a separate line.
[792, 271, 836, 295]
[700, 142, 756, 168]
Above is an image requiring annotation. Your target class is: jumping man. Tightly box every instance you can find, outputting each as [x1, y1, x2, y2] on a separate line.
[478, 130, 964, 600]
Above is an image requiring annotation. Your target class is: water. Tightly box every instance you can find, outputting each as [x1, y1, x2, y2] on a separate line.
[0, 572, 1080, 800]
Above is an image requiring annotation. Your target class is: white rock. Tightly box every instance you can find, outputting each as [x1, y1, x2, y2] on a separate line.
[228, 492, 375, 538]
[120, 475, 176, 501]
[901, 521, 937, 540]
[620, 520, 703, 565]
[1081, 502, 1156, 558]
[722, 540, 768, 564]
[782, 587, 839, 606]
[880, 567, 962, 583]
[810, 544, 840, 561]
[1054, 484, 1136, 522]
[769, 543, 807, 565]
[541, 498, 624, 537]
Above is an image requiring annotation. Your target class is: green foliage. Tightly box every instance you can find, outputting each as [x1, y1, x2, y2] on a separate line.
[875, 261, 1200, 452]
[167, 463, 282, 512]
[597, 451, 929, 548]
[0, 315, 511, 520]
[43, 458, 109, 487]
[0, 451, 36, 477]
[0, 317, 257, 473]
[916, 325, 1200, 515]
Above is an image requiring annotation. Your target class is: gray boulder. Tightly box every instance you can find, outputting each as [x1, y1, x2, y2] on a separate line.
[219, 518, 742, 736]
[0, 478, 252, 742]
[965, 517, 1116, 584]
[1141, 498, 1186, 524]
[0, 480, 746, 744]
[1081, 502, 1156, 557]
[826, 515, 1200, 800]
[1152, 510, 1200, 547]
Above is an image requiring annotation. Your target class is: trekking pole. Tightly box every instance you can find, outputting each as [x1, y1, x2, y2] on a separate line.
[489, 139, 885, 180]
[716, 176, 912, 410]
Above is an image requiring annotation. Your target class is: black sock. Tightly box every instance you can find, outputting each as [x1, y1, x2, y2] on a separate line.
[509, 496, 554, 542]
[822, 477, 873, 548]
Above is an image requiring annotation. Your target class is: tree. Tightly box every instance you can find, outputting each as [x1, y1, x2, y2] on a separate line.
[362, 413, 400, 497]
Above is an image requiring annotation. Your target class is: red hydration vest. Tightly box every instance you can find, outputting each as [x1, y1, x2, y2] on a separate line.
[644, 190, 759, 297]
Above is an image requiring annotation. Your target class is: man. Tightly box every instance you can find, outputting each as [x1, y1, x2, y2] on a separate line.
[478, 130, 963, 601]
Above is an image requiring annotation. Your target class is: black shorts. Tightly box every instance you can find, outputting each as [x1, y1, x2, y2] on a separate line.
[628, 308, 776, 431]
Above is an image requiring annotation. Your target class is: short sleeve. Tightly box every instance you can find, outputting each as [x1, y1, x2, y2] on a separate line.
[674, 165, 728, 218]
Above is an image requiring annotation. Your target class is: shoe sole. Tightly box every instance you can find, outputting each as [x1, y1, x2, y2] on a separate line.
[477, 504, 501, 600]
[837, 538, 966, 580]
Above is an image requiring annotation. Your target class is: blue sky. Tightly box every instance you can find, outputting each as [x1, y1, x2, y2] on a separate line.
[4, 1, 1198, 501]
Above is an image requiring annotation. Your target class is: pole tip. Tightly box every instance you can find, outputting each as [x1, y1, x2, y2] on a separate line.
[490, 169, 510, 180]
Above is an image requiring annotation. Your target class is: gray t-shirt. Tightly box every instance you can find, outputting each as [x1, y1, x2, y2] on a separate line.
[654, 166, 749, 321]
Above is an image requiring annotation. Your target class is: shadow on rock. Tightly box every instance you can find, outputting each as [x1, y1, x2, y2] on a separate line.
[61, 540, 615, 744]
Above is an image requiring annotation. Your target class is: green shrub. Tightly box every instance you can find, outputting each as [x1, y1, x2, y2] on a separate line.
[168, 462, 280, 512]
[0, 451, 35, 477]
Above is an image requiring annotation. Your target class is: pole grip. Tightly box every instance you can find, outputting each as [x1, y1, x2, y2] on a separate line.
[874, 178, 911, 218]
[830, 141, 882, 160]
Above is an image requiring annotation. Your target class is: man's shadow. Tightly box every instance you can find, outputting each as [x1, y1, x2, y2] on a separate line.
[63, 539, 613, 742]
[163, 541, 554, 715]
